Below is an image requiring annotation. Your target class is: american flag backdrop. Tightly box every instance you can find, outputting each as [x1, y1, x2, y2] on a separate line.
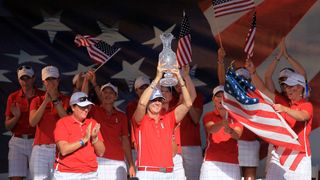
[0, 0, 319, 176]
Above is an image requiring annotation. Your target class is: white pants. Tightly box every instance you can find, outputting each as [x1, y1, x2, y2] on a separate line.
[8, 136, 33, 179]
[29, 144, 56, 180]
[181, 146, 203, 180]
[97, 157, 127, 180]
[173, 154, 186, 180]
[266, 149, 311, 180]
[53, 170, 97, 180]
[200, 161, 241, 180]
[136, 171, 174, 180]
[238, 140, 260, 167]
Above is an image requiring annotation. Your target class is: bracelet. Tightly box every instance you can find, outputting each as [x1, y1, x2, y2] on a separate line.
[217, 60, 224, 64]
[79, 139, 85, 147]
[91, 137, 98, 145]
[52, 99, 61, 105]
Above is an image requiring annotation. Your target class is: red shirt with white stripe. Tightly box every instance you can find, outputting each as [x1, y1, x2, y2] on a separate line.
[203, 110, 243, 164]
[54, 115, 103, 173]
[5, 89, 44, 136]
[134, 111, 176, 168]
[90, 106, 128, 160]
[30, 94, 69, 145]
[180, 93, 203, 146]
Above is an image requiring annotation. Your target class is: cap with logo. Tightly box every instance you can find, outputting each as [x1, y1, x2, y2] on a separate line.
[100, 82, 118, 94]
[150, 88, 165, 101]
[69, 91, 94, 107]
[17, 65, 34, 79]
[212, 85, 224, 96]
[134, 76, 150, 90]
[281, 72, 306, 88]
[42, 66, 60, 81]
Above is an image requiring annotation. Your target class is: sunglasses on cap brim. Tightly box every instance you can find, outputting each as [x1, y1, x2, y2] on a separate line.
[17, 65, 32, 71]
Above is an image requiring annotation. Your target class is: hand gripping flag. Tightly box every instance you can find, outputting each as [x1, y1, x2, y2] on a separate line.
[176, 12, 192, 67]
[222, 67, 304, 152]
[212, 0, 255, 17]
[74, 34, 120, 65]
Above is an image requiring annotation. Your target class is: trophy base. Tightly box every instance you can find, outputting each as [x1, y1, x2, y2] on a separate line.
[160, 77, 178, 87]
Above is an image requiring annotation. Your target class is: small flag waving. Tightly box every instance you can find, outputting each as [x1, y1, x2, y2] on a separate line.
[74, 35, 120, 64]
[176, 12, 192, 67]
[212, 0, 255, 17]
[222, 68, 304, 152]
[244, 11, 256, 59]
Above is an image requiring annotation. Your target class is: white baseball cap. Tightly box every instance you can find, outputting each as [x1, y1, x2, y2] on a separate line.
[42, 66, 59, 81]
[279, 68, 294, 79]
[100, 82, 118, 94]
[281, 72, 306, 88]
[235, 67, 251, 80]
[17, 65, 34, 79]
[212, 85, 224, 96]
[134, 76, 150, 90]
[69, 92, 94, 107]
[150, 88, 165, 101]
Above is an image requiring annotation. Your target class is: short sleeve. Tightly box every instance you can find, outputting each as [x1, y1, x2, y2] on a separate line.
[54, 118, 69, 142]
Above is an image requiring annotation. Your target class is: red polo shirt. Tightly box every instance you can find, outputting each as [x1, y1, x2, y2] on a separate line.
[54, 115, 103, 173]
[134, 111, 176, 167]
[126, 99, 138, 148]
[90, 106, 128, 160]
[283, 99, 313, 156]
[180, 93, 203, 146]
[203, 110, 243, 164]
[30, 94, 69, 145]
[5, 89, 44, 136]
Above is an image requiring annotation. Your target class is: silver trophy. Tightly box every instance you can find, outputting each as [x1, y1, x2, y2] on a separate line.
[158, 33, 179, 87]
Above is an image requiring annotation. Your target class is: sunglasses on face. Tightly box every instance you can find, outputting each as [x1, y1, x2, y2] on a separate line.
[17, 65, 32, 71]
[78, 96, 88, 102]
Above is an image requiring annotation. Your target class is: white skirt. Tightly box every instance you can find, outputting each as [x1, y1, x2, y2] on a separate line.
[238, 140, 260, 167]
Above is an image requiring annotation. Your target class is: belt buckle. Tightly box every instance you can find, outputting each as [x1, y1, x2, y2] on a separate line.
[159, 167, 166, 173]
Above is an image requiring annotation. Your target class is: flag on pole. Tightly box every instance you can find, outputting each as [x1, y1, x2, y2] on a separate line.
[244, 11, 256, 59]
[222, 67, 304, 152]
[212, 0, 255, 17]
[176, 12, 192, 67]
[74, 35, 120, 64]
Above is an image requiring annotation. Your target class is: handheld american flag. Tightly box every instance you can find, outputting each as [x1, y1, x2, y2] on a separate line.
[176, 12, 192, 67]
[244, 11, 256, 59]
[212, 0, 255, 17]
[74, 35, 120, 65]
[222, 67, 304, 152]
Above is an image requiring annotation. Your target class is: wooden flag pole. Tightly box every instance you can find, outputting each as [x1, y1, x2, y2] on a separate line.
[94, 48, 121, 72]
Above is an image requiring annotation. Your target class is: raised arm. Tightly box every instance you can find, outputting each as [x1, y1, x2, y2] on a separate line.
[217, 48, 226, 85]
[245, 60, 276, 102]
[133, 67, 163, 124]
[172, 69, 193, 123]
[282, 38, 306, 79]
[264, 43, 283, 92]
[81, 70, 103, 102]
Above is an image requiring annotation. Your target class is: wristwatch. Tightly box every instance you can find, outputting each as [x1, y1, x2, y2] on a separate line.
[52, 98, 61, 105]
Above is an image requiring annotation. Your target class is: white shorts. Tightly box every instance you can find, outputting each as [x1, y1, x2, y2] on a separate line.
[29, 144, 56, 180]
[53, 170, 97, 180]
[173, 154, 186, 180]
[200, 161, 240, 180]
[181, 146, 202, 180]
[266, 149, 311, 180]
[8, 136, 33, 178]
[238, 140, 260, 167]
[97, 157, 127, 180]
[136, 171, 174, 180]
